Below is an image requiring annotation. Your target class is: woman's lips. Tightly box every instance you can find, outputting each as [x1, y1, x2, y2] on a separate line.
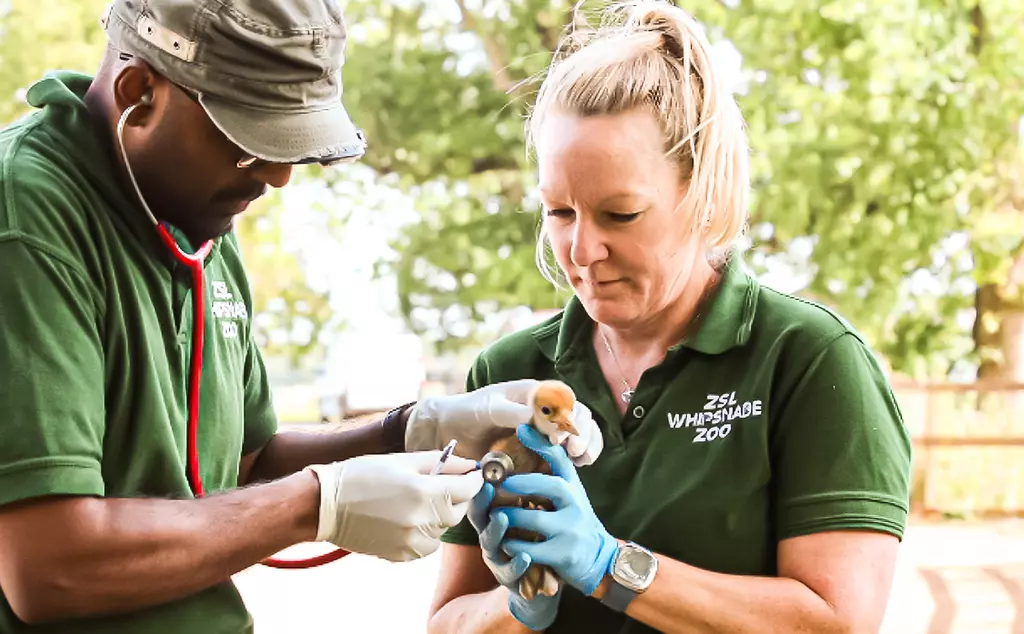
[576, 277, 624, 288]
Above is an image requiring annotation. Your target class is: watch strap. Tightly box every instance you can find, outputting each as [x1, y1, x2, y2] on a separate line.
[380, 402, 416, 453]
[600, 578, 637, 613]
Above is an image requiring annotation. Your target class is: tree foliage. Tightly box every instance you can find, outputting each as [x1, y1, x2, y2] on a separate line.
[5, 0, 1022, 377]
[338, 0, 1024, 377]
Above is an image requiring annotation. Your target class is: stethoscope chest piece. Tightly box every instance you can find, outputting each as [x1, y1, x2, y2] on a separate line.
[481, 451, 515, 486]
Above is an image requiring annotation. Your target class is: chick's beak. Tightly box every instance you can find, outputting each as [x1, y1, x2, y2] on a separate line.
[553, 412, 579, 436]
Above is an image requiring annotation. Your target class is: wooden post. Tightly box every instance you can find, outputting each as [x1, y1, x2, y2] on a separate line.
[923, 386, 935, 514]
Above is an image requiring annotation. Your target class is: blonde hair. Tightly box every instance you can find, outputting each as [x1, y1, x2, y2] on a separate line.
[528, 0, 750, 287]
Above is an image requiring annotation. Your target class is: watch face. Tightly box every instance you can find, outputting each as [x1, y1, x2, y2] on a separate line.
[616, 545, 656, 590]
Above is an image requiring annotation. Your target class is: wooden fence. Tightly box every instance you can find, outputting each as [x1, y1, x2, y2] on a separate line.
[892, 380, 1024, 518]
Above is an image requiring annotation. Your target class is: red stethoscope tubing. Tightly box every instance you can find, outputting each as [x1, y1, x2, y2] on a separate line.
[156, 223, 350, 569]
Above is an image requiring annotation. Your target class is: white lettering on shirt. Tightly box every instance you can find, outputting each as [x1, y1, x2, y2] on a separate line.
[209, 280, 247, 340]
[667, 391, 763, 443]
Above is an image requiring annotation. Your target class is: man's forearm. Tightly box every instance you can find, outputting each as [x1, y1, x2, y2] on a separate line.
[429, 587, 534, 634]
[1, 471, 318, 624]
[245, 406, 411, 484]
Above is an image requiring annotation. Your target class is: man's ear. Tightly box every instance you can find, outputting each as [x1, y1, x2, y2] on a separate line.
[112, 61, 160, 121]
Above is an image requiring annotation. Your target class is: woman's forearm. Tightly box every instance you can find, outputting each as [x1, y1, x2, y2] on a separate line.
[429, 586, 536, 634]
[592, 555, 850, 634]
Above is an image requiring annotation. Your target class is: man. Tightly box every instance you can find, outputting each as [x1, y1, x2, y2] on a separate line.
[0, 1, 603, 632]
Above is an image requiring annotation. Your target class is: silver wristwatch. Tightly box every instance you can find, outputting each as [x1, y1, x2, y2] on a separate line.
[600, 541, 658, 613]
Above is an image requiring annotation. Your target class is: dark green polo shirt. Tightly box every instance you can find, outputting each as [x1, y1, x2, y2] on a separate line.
[442, 256, 912, 633]
[0, 72, 278, 632]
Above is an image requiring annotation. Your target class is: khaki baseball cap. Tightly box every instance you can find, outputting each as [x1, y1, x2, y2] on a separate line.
[100, 0, 366, 165]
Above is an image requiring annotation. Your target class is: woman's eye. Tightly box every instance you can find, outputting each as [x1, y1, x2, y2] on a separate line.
[609, 212, 641, 223]
[545, 208, 574, 218]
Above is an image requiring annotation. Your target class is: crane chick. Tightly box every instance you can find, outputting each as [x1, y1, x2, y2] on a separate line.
[488, 379, 579, 601]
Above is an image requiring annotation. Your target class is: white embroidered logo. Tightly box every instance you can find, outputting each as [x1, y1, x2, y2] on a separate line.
[210, 281, 248, 340]
[667, 391, 763, 443]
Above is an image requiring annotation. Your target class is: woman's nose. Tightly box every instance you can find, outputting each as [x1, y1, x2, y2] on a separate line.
[570, 220, 608, 268]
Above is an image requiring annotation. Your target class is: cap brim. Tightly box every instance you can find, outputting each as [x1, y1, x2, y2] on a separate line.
[199, 95, 365, 165]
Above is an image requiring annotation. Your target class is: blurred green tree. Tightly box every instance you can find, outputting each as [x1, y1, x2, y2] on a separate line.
[5, 0, 1021, 380]
[337, 0, 1024, 380]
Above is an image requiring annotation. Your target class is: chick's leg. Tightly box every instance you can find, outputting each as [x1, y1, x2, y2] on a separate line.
[538, 566, 561, 597]
[507, 499, 564, 600]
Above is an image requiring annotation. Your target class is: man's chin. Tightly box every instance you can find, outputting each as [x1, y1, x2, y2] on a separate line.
[213, 216, 236, 239]
[188, 217, 236, 246]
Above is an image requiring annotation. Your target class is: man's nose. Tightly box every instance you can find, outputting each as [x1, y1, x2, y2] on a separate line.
[570, 219, 608, 268]
[250, 163, 294, 188]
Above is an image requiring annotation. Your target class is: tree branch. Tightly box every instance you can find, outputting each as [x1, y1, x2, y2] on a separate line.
[470, 155, 521, 173]
[452, 0, 517, 95]
[971, 4, 985, 56]
[535, 15, 560, 52]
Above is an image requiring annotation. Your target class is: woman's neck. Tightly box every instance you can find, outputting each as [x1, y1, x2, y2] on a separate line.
[599, 258, 721, 360]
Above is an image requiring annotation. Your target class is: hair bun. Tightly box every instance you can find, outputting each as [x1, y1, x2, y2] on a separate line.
[626, 2, 699, 62]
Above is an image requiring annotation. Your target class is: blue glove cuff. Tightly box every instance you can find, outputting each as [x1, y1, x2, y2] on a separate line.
[581, 534, 620, 596]
[508, 591, 560, 631]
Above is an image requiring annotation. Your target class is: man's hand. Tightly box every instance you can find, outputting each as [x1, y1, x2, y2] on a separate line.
[405, 379, 605, 465]
[306, 451, 484, 562]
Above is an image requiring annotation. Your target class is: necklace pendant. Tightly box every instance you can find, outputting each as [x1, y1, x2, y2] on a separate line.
[621, 387, 635, 404]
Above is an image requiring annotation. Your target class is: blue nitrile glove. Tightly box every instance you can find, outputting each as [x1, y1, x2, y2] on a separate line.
[468, 481, 561, 631]
[497, 424, 619, 597]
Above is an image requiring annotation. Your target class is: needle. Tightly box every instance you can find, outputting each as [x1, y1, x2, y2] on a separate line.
[430, 438, 459, 475]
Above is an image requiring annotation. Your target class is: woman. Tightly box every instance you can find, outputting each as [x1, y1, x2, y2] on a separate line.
[427, 1, 912, 632]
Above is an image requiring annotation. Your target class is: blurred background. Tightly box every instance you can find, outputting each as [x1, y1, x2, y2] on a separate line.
[3, 0, 1024, 631]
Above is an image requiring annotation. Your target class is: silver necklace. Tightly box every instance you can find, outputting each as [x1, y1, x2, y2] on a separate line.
[595, 271, 722, 406]
[599, 327, 635, 404]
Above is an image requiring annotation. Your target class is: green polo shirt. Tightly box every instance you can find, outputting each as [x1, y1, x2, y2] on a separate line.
[442, 256, 912, 633]
[0, 72, 278, 632]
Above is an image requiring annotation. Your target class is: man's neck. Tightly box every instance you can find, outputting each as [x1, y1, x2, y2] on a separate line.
[81, 86, 187, 244]
[82, 87, 129, 193]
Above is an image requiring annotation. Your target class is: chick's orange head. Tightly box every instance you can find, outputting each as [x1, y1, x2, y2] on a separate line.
[531, 380, 579, 436]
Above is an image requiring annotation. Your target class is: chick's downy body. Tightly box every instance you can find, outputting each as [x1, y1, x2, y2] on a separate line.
[488, 380, 579, 601]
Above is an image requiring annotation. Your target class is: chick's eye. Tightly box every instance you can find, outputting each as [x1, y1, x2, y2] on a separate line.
[541, 406, 552, 415]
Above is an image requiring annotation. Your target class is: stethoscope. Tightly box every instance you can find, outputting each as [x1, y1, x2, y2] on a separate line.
[116, 98, 350, 569]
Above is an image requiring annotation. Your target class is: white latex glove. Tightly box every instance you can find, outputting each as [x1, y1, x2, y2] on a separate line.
[405, 379, 604, 467]
[305, 451, 483, 562]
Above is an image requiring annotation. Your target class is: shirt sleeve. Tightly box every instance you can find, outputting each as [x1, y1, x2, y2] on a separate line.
[240, 320, 278, 456]
[0, 239, 107, 508]
[771, 332, 912, 541]
[440, 356, 489, 546]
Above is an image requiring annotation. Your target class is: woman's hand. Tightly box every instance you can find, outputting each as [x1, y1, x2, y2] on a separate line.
[468, 482, 561, 630]
[496, 424, 619, 597]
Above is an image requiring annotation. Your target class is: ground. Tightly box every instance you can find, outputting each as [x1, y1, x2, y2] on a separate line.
[232, 517, 1024, 633]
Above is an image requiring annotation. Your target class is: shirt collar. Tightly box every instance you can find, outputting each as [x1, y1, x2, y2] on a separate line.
[535, 252, 760, 362]
[24, 72, 131, 214]
[675, 254, 759, 355]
